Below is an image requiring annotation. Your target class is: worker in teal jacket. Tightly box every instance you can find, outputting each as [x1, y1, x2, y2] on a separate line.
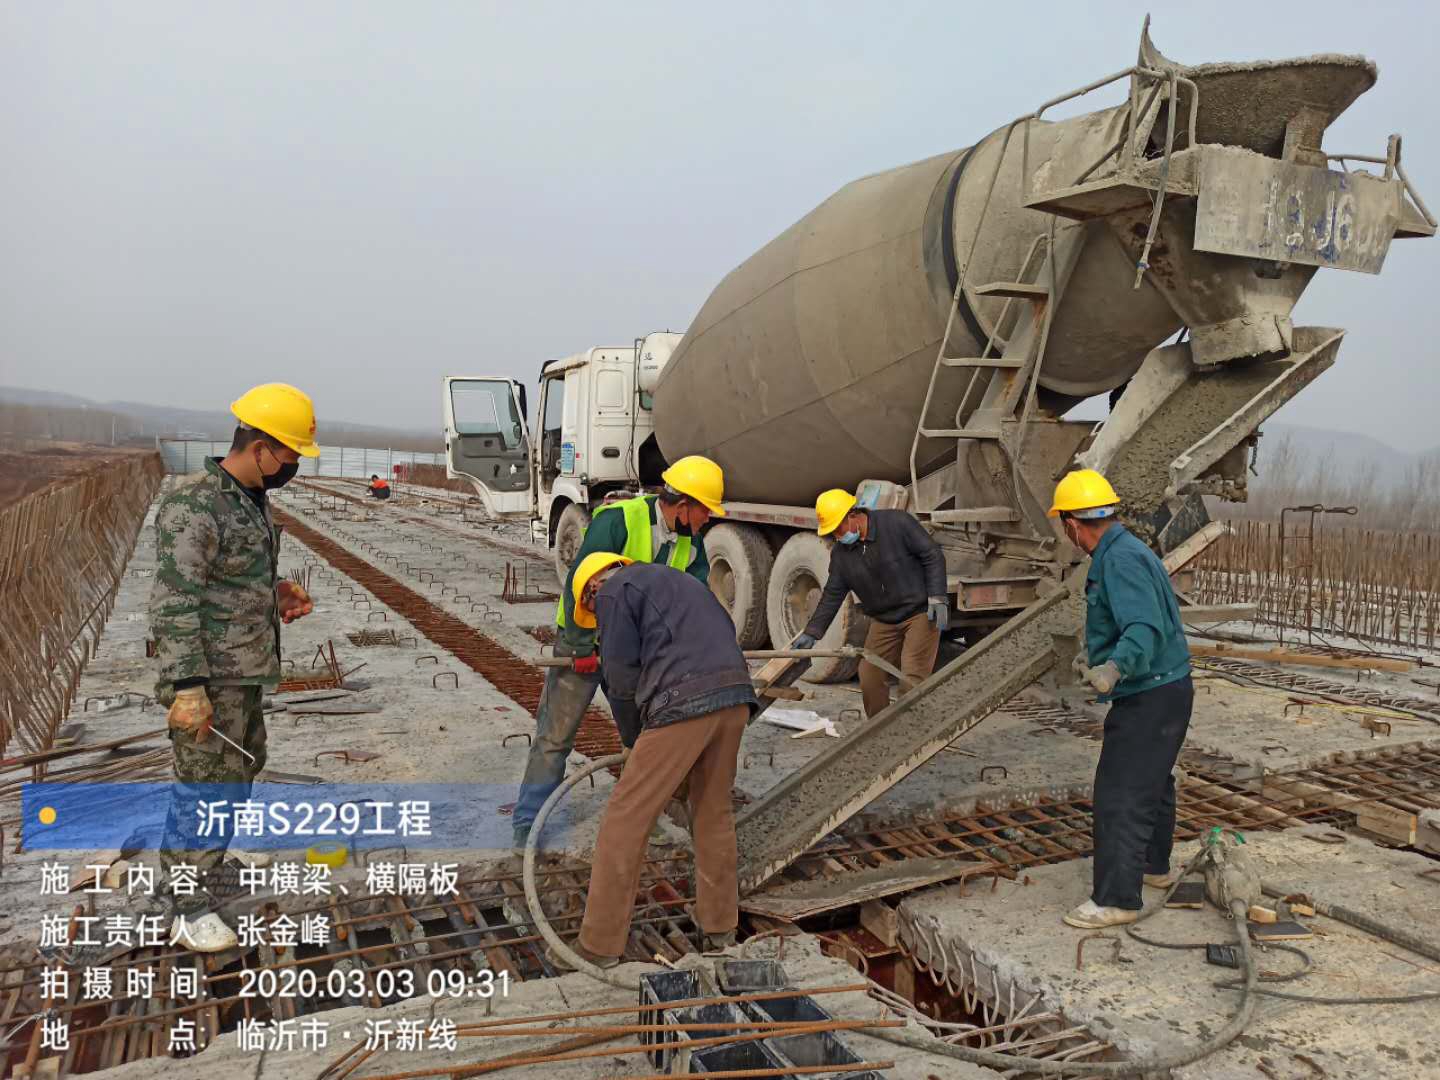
[511, 456, 724, 852]
[1051, 469, 1193, 930]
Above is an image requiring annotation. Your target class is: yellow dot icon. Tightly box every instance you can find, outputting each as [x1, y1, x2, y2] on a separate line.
[38, 806, 56, 826]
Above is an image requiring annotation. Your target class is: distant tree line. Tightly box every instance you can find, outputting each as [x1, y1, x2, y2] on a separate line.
[1221, 430, 1440, 533]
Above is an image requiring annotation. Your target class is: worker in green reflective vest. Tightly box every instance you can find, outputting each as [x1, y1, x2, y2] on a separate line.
[511, 455, 727, 852]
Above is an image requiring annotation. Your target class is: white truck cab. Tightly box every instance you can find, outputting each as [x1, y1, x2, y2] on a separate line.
[444, 332, 683, 581]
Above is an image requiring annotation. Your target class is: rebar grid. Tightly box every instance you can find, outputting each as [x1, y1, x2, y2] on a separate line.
[0, 452, 164, 758]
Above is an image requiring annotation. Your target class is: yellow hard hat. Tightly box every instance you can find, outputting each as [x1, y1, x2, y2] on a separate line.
[571, 552, 633, 628]
[815, 488, 858, 536]
[661, 455, 726, 516]
[1049, 469, 1120, 517]
[231, 383, 320, 458]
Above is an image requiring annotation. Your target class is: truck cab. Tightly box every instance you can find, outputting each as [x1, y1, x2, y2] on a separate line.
[443, 332, 682, 581]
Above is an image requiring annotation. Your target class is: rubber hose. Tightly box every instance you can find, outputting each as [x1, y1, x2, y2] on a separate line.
[866, 897, 1258, 1077]
[1262, 881, 1440, 965]
[525, 763, 1261, 1070]
[522, 753, 641, 991]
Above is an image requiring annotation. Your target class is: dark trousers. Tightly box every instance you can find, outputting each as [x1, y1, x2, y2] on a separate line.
[1091, 675, 1193, 910]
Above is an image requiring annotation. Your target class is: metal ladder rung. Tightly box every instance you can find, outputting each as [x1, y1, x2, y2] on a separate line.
[972, 281, 1051, 301]
[930, 506, 1020, 524]
[918, 426, 1002, 440]
[940, 356, 1025, 369]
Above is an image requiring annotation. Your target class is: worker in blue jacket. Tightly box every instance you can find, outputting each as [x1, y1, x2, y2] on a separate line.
[1051, 469, 1193, 930]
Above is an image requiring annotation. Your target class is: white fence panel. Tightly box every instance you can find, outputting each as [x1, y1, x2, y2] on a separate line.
[159, 441, 443, 478]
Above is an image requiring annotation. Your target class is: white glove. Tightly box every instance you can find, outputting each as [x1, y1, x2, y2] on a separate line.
[1083, 660, 1122, 695]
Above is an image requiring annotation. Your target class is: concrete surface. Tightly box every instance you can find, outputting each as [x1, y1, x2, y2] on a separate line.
[896, 824, 1440, 1079]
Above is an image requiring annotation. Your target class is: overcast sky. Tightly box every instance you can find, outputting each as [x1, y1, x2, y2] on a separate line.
[2, 2, 1437, 450]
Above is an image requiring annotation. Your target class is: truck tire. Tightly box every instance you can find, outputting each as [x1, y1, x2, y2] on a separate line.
[766, 532, 869, 683]
[552, 502, 590, 587]
[704, 523, 774, 649]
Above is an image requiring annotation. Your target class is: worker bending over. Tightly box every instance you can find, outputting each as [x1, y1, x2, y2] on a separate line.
[511, 456, 726, 852]
[1052, 469, 1193, 930]
[550, 553, 758, 969]
[367, 473, 391, 500]
[150, 384, 319, 952]
[795, 489, 948, 717]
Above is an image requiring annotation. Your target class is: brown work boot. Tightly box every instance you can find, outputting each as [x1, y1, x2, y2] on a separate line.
[545, 941, 620, 972]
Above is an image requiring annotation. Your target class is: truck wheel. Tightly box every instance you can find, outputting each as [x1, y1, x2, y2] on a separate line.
[766, 532, 869, 683]
[705, 523, 774, 649]
[552, 503, 590, 586]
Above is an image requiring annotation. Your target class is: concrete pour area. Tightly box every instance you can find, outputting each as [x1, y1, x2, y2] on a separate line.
[896, 825, 1440, 1079]
[80, 938, 985, 1080]
[6, 474, 1440, 1078]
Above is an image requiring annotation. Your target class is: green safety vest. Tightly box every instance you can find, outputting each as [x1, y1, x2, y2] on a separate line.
[554, 496, 692, 627]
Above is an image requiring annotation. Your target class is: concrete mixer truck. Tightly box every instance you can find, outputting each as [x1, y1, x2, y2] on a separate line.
[444, 25, 1432, 699]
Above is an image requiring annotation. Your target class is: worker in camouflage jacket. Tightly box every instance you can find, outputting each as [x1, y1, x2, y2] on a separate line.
[149, 383, 319, 952]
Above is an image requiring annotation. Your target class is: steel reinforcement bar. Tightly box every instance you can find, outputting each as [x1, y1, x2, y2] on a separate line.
[0, 452, 163, 756]
[270, 507, 623, 760]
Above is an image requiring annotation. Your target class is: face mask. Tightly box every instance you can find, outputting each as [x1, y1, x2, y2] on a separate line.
[258, 446, 299, 490]
[837, 530, 860, 545]
[671, 504, 698, 538]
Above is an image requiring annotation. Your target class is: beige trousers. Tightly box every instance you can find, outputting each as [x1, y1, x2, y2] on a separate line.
[578, 704, 748, 958]
[858, 611, 940, 718]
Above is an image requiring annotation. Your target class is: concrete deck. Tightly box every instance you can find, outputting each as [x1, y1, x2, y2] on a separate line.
[896, 825, 1440, 1079]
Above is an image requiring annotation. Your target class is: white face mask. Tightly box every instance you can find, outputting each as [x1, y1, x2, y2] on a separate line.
[837, 530, 861, 545]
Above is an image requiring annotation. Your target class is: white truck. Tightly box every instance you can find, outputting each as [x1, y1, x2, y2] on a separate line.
[442, 333, 889, 682]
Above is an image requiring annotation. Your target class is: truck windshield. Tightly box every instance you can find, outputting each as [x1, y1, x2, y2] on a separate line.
[449, 380, 523, 449]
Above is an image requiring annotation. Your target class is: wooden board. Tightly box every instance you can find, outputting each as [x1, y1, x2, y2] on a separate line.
[739, 857, 983, 921]
[1190, 643, 1413, 673]
[749, 655, 812, 723]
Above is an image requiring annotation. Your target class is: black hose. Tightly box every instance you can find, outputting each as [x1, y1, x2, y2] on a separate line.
[1262, 881, 1440, 966]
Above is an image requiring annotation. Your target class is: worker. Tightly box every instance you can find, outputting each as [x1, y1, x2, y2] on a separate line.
[548, 553, 757, 969]
[367, 473, 391, 500]
[149, 383, 320, 952]
[794, 489, 948, 718]
[1051, 469, 1193, 930]
[511, 455, 726, 853]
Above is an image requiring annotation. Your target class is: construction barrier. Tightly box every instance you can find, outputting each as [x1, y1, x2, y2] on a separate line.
[157, 440, 443, 480]
[0, 451, 164, 756]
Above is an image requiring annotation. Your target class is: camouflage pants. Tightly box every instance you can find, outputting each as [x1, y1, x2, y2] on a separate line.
[158, 685, 268, 915]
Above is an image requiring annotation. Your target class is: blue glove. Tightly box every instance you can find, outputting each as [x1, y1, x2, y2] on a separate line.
[792, 632, 818, 651]
[927, 598, 949, 633]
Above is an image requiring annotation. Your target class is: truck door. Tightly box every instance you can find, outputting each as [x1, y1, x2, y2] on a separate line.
[442, 377, 532, 517]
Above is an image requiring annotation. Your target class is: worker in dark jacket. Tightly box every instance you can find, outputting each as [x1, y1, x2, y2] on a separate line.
[1051, 469, 1193, 929]
[795, 489, 949, 717]
[549, 554, 758, 970]
[511, 455, 725, 852]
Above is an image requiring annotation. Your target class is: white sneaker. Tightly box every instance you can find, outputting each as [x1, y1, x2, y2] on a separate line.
[1143, 869, 1180, 889]
[227, 848, 273, 868]
[1063, 900, 1139, 929]
[170, 912, 238, 953]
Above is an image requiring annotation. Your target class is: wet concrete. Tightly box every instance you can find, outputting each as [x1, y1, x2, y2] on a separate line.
[896, 825, 1440, 1079]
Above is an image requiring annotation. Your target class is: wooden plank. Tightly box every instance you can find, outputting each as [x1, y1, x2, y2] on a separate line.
[1189, 643, 1413, 673]
[858, 900, 898, 947]
[741, 857, 983, 920]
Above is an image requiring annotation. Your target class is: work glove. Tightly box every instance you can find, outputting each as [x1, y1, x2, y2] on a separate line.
[571, 655, 600, 676]
[791, 632, 818, 651]
[927, 598, 949, 632]
[1082, 660, 1123, 695]
[1070, 651, 1090, 679]
[277, 581, 314, 624]
[167, 687, 215, 743]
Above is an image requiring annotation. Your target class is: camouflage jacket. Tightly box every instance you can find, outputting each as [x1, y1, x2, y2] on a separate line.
[149, 458, 282, 695]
